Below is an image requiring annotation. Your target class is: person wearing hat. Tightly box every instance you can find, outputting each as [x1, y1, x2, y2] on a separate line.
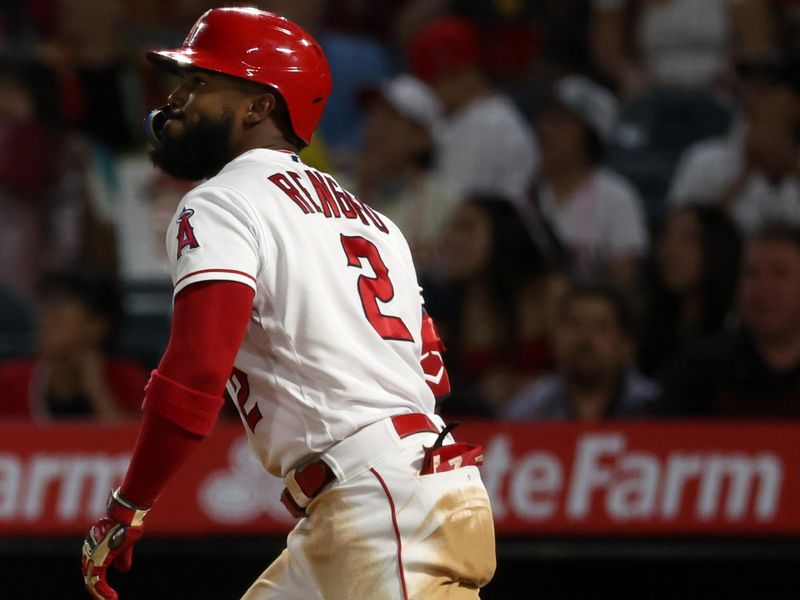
[407, 16, 538, 204]
[669, 53, 800, 234]
[356, 74, 459, 270]
[591, 0, 773, 97]
[531, 75, 649, 288]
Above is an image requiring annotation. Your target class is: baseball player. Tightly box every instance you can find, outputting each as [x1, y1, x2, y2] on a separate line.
[81, 7, 496, 600]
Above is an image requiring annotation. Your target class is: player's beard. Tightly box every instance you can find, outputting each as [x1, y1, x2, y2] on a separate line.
[149, 109, 236, 181]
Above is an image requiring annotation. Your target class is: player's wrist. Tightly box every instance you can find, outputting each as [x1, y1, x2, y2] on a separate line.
[107, 488, 151, 527]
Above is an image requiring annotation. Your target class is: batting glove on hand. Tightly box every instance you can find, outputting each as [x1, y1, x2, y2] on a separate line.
[82, 489, 150, 600]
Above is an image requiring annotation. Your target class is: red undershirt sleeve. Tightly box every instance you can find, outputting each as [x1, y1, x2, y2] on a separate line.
[120, 280, 254, 507]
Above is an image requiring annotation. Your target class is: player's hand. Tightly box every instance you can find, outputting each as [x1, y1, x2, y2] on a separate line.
[81, 489, 150, 600]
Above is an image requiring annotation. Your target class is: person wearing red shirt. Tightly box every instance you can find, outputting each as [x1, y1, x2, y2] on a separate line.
[0, 270, 147, 421]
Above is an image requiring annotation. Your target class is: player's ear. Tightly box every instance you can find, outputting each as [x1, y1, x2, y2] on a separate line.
[243, 92, 276, 126]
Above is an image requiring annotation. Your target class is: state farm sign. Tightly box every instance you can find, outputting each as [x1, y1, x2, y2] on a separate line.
[478, 431, 782, 534]
[455, 421, 797, 535]
[0, 424, 135, 535]
[1, 421, 798, 536]
[0, 452, 130, 522]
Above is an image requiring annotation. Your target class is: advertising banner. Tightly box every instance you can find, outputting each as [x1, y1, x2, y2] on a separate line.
[0, 421, 796, 536]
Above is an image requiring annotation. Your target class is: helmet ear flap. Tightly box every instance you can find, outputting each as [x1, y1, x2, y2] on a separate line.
[266, 89, 308, 150]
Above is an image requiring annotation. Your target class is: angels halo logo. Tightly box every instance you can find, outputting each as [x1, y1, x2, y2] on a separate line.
[176, 207, 200, 259]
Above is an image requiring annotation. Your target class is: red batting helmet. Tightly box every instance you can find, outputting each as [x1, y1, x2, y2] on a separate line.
[146, 7, 332, 145]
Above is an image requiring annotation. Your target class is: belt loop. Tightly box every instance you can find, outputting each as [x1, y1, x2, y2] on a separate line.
[285, 469, 313, 509]
[281, 460, 336, 518]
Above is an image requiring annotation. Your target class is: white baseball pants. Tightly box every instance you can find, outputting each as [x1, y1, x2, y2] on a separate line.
[241, 418, 496, 600]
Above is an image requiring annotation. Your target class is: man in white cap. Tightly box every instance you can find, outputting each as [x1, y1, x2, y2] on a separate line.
[407, 16, 539, 204]
[531, 75, 648, 288]
[356, 74, 460, 270]
[668, 54, 800, 234]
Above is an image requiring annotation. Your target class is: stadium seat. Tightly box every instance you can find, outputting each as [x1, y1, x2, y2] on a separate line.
[114, 279, 173, 370]
[0, 284, 35, 359]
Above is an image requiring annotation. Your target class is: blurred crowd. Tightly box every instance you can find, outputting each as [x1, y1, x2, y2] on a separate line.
[1, 0, 800, 423]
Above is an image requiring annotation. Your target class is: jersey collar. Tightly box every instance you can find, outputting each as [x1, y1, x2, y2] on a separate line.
[233, 147, 302, 165]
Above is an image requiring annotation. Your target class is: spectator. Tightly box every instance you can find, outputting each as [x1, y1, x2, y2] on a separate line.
[397, 0, 594, 81]
[502, 282, 661, 421]
[530, 75, 648, 288]
[668, 53, 800, 234]
[662, 223, 800, 416]
[591, 0, 774, 96]
[774, 0, 800, 57]
[425, 196, 565, 416]
[450, 0, 542, 85]
[638, 204, 743, 377]
[523, 1, 594, 78]
[453, 0, 593, 82]
[0, 59, 60, 299]
[116, 163, 194, 283]
[356, 74, 459, 270]
[0, 270, 147, 421]
[258, 0, 393, 166]
[40, 0, 138, 150]
[45, 133, 120, 279]
[407, 15, 539, 202]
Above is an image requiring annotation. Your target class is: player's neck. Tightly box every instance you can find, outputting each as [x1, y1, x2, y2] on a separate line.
[260, 140, 299, 153]
[233, 130, 298, 160]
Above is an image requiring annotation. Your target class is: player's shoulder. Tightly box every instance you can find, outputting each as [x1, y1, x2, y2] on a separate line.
[203, 148, 299, 192]
[167, 174, 262, 240]
[370, 206, 407, 244]
[178, 178, 254, 215]
[334, 177, 406, 241]
[371, 207, 418, 270]
[183, 149, 296, 211]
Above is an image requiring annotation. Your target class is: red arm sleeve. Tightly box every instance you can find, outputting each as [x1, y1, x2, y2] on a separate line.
[120, 280, 254, 507]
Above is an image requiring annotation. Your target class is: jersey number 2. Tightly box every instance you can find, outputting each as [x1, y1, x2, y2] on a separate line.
[226, 367, 262, 433]
[341, 234, 413, 342]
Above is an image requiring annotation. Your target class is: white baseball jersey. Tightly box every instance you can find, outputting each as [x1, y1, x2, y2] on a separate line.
[165, 148, 435, 477]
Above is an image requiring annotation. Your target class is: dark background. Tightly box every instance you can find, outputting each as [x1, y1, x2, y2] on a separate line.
[6, 536, 800, 599]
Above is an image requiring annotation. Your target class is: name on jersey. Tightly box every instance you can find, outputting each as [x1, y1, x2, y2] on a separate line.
[268, 170, 388, 234]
